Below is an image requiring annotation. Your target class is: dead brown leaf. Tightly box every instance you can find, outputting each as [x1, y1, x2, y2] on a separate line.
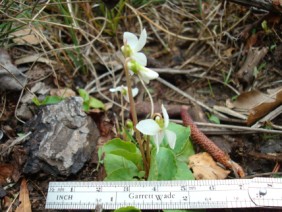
[0, 49, 27, 91]
[15, 178, 32, 212]
[0, 164, 14, 186]
[189, 152, 230, 180]
[273, 0, 282, 6]
[244, 33, 257, 52]
[223, 47, 236, 57]
[11, 27, 42, 45]
[226, 87, 282, 125]
[50, 88, 76, 98]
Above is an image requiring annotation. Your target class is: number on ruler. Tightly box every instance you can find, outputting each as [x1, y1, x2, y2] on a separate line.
[181, 186, 187, 191]
[57, 187, 64, 192]
[124, 186, 129, 192]
[96, 187, 102, 192]
[49, 187, 55, 192]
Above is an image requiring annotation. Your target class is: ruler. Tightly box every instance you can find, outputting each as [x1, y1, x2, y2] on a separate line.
[45, 177, 282, 210]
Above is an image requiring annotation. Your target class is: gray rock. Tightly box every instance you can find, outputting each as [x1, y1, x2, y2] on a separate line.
[23, 97, 99, 176]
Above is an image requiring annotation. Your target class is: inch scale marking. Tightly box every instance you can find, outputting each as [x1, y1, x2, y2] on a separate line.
[46, 178, 282, 210]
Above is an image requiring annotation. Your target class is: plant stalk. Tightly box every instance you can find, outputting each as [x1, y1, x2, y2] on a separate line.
[124, 58, 149, 177]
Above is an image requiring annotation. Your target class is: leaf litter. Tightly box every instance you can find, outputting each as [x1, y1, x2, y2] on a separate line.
[226, 87, 282, 125]
[0, 0, 282, 211]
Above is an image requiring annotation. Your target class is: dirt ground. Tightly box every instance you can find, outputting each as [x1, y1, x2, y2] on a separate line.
[1, 0, 282, 211]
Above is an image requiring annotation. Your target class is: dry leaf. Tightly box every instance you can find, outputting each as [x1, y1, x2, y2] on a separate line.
[0, 164, 14, 186]
[244, 33, 257, 52]
[273, 0, 282, 6]
[0, 49, 27, 91]
[11, 27, 42, 45]
[226, 87, 282, 125]
[15, 178, 32, 212]
[189, 152, 230, 180]
[50, 88, 76, 97]
[223, 47, 235, 57]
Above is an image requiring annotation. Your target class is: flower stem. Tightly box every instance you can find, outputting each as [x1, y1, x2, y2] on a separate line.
[180, 106, 245, 178]
[124, 58, 149, 177]
[139, 77, 154, 118]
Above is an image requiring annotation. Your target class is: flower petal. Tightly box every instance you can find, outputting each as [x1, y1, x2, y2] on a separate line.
[154, 131, 164, 153]
[132, 87, 139, 97]
[109, 86, 122, 93]
[135, 29, 147, 52]
[139, 67, 159, 84]
[133, 52, 147, 66]
[136, 119, 160, 135]
[123, 87, 138, 102]
[123, 32, 138, 50]
[165, 129, 176, 149]
[162, 104, 169, 128]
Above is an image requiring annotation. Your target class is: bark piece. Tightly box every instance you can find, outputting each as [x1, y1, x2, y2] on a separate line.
[236, 47, 268, 88]
[227, 0, 282, 14]
[23, 97, 100, 176]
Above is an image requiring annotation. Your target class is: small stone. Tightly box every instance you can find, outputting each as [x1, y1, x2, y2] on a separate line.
[0, 186, 6, 198]
[23, 97, 100, 176]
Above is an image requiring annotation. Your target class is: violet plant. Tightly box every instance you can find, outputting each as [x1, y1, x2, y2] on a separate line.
[99, 29, 195, 182]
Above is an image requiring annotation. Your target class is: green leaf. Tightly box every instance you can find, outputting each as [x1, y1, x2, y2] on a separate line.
[174, 160, 194, 180]
[83, 102, 90, 112]
[41, 96, 63, 105]
[104, 154, 139, 181]
[208, 114, 220, 124]
[148, 147, 177, 180]
[89, 97, 105, 109]
[32, 96, 63, 106]
[32, 96, 41, 106]
[101, 138, 142, 168]
[110, 150, 143, 168]
[147, 148, 158, 180]
[175, 139, 195, 163]
[114, 206, 141, 212]
[261, 20, 268, 31]
[78, 88, 89, 102]
[102, 138, 137, 153]
[165, 123, 194, 162]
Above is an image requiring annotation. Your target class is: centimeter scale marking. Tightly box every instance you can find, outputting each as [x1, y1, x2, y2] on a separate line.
[46, 178, 282, 210]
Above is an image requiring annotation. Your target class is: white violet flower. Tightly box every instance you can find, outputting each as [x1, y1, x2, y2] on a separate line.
[136, 104, 176, 153]
[121, 29, 159, 84]
[122, 28, 147, 66]
[127, 60, 159, 84]
[110, 85, 139, 102]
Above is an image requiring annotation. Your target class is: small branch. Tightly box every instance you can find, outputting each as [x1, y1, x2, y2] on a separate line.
[226, 0, 282, 14]
[181, 106, 245, 178]
[157, 77, 229, 120]
[249, 151, 282, 162]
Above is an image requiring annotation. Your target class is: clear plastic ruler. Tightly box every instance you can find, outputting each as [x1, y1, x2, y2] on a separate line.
[45, 177, 282, 210]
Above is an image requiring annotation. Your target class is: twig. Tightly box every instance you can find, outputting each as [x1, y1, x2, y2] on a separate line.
[248, 151, 282, 163]
[181, 106, 245, 178]
[157, 77, 228, 119]
[172, 119, 282, 134]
